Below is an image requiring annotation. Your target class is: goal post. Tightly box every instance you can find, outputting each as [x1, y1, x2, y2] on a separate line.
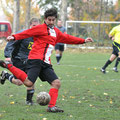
[65, 20, 120, 49]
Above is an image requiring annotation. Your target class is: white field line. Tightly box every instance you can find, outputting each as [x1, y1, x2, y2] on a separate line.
[61, 79, 120, 82]
[53, 64, 118, 71]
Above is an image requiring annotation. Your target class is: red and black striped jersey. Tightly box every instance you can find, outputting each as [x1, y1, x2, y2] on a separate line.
[13, 23, 85, 64]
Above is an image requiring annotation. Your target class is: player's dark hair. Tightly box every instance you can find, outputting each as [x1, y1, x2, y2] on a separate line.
[44, 8, 58, 18]
[30, 18, 40, 25]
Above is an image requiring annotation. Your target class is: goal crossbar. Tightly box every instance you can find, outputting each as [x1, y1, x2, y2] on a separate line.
[66, 20, 120, 33]
[65, 20, 120, 49]
[66, 20, 120, 24]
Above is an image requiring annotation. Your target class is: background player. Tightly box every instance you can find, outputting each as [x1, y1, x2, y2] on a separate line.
[0, 18, 40, 105]
[101, 24, 120, 73]
[55, 19, 66, 65]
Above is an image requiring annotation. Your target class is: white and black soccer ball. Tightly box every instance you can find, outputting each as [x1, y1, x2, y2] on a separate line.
[36, 92, 51, 106]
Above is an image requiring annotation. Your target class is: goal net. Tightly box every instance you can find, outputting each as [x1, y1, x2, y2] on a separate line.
[65, 21, 120, 49]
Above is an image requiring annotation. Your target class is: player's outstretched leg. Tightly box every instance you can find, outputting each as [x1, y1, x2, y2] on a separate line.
[0, 70, 23, 86]
[0, 60, 27, 83]
[0, 60, 12, 68]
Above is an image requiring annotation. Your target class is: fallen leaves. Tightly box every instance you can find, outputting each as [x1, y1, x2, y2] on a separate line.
[43, 118, 47, 120]
[69, 115, 73, 117]
[103, 93, 108, 96]
[70, 96, 75, 99]
[10, 101, 15, 105]
[78, 101, 81, 103]
[110, 99, 113, 104]
[89, 104, 94, 107]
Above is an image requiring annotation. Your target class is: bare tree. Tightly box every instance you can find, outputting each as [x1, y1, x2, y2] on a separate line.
[13, 0, 20, 33]
[25, 0, 31, 29]
[60, 0, 67, 26]
[98, 0, 103, 46]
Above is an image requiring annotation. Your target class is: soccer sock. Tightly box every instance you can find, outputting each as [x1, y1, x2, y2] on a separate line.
[48, 88, 58, 108]
[26, 89, 35, 102]
[7, 64, 27, 82]
[114, 57, 120, 68]
[59, 55, 62, 61]
[56, 57, 59, 62]
[102, 60, 112, 70]
[5, 73, 14, 83]
[56, 54, 60, 63]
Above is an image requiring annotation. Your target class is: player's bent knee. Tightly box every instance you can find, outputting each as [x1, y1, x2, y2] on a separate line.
[51, 79, 61, 89]
[27, 85, 34, 90]
[23, 79, 33, 87]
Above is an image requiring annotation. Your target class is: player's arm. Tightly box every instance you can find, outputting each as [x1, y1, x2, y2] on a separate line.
[7, 25, 42, 41]
[5, 30, 25, 61]
[56, 29, 93, 44]
[109, 27, 116, 41]
[109, 34, 114, 41]
[4, 41, 15, 61]
[109, 32, 114, 39]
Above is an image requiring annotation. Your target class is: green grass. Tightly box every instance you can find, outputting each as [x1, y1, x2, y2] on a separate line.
[0, 48, 120, 120]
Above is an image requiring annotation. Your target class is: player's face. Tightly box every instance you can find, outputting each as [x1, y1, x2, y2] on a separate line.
[45, 16, 56, 28]
[57, 21, 62, 27]
[30, 21, 39, 28]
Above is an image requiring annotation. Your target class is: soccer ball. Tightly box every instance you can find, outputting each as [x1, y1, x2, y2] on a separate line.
[36, 92, 51, 106]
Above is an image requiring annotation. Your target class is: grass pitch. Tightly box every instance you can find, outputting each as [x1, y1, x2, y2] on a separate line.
[0, 48, 120, 120]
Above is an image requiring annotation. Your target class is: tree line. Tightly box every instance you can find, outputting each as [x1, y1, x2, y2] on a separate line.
[0, 0, 119, 33]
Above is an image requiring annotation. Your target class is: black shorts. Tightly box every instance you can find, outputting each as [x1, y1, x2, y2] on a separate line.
[12, 58, 27, 78]
[12, 58, 27, 72]
[55, 44, 64, 51]
[26, 59, 58, 84]
[112, 42, 120, 56]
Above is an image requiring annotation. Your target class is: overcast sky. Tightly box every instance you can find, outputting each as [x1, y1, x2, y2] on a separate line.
[108, 0, 117, 4]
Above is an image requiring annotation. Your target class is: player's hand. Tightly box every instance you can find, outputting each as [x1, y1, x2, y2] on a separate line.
[6, 36, 15, 41]
[85, 37, 94, 43]
[5, 58, 11, 62]
[112, 37, 115, 41]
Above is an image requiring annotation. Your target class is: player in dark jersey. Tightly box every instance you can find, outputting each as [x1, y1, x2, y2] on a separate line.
[55, 19, 66, 65]
[0, 8, 93, 113]
[0, 18, 40, 105]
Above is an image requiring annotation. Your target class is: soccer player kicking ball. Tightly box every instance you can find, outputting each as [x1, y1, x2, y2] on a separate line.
[0, 8, 93, 113]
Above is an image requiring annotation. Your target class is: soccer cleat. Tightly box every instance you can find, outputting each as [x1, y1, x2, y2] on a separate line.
[57, 62, 60, 65]
[26, 100, 34, 106]
[100, 68, 106, 74]
[0, 70, 8, 84]
[0, 60, 12, 68]
[47, 106, 64, 113]
[113, 67, 118, 72]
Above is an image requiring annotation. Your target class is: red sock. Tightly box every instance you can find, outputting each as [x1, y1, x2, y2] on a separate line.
[48, 88, 58, 108]
[7, 64, 27, 82]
